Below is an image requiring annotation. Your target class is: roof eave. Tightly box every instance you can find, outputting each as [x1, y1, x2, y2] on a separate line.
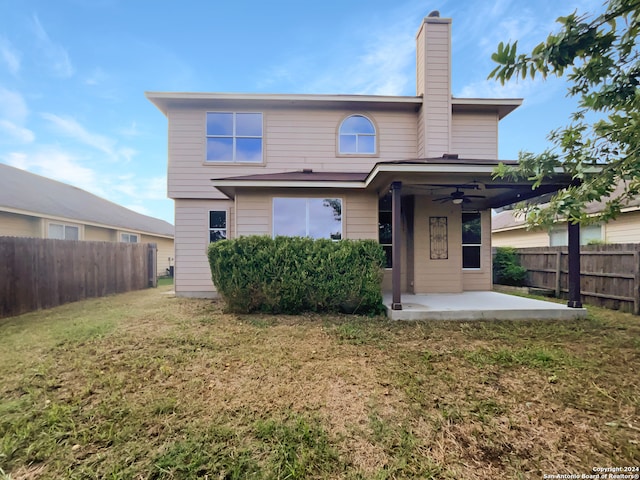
[145, 91, 423, 115]
[211, 180, 367, 199]
[451, 97, 523, 120]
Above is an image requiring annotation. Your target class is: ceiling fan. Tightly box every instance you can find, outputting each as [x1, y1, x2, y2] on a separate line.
[434, 187, 485, 205]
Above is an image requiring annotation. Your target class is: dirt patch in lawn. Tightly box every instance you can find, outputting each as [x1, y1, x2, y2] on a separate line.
[0, 287, 638, 479]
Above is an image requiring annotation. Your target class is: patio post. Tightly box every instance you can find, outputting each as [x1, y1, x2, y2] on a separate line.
[567, 221, 582, 308]
[391, 181, 402, 310]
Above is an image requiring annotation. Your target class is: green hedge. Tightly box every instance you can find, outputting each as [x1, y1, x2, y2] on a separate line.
[207, 236, 386, 314]
[493, 246, 527, 286]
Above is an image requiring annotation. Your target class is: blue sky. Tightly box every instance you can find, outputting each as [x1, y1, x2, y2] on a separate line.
[0, 0, 605, 224]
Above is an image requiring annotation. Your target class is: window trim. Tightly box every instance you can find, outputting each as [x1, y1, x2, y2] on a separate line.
[47, 221, 81, 240]
[549, 223, 603, 246]
[337, 114, 378, 157]
[462, 211, 482, 270]
[208, 209, 228, 243]
[205, 111, 264, 164]
[272, 197, 344, 240]
[120, 232, 139, 243]
[378, 193, 392, 269]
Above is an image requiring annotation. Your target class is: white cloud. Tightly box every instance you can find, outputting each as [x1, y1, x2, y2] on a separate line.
[40, 112, 116, 157]
[258, 6, 417, 96]
[354, 29, 415, 95]
[113, 175, 167, 201]
[117, 146, 137, 163]
[2, 148, 103, 196]
[456, 75, 568, 108]
[0, 87, 33, 143]
[123, 204, 153, 216]
[0, 119, 35, 143]
[118, 121, 140, 137]
[0, 87, 29, 123]
[0, 37, 20, 75]
[31, 14, 74, 78]
[84, 67, 107, 86]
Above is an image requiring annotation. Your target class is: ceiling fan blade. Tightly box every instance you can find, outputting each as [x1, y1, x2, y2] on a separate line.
[433, 196, 450, 201]
[464, 195, 486, 199]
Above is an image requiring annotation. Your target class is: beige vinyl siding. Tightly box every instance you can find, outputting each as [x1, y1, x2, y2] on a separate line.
[174, 198, 234, 297]
[462, 210, 492, 291]
[492, 228, 550, 248]
[604, 210, 640, 243]
[84, 225, 115, 242]
[412, 197, 462, 293]
[344, 192, 378, 240]
[167, 108, 417, 199]
[235, 192, 271, 236]
[416, 19, 451, 158]
[0, 211, 41, 237]
[417, 109, 426, 158]
[451, 113, 498, 159]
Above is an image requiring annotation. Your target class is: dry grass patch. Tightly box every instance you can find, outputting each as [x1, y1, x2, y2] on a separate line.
[0, 287, 638, 479]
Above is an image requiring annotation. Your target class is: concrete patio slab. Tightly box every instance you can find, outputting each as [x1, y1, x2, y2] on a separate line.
[383, 291, 587, 321]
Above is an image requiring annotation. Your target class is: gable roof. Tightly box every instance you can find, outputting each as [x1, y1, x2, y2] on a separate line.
[146, 92, 522, 120]
[0, 163, 174, 238]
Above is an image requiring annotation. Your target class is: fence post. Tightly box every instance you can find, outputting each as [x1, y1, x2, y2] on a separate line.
[555, 251, 562, 298]
[634, 251, 639, 316]
[148, 243, 158, 288]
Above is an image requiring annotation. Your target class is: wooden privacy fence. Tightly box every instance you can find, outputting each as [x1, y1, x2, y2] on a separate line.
[513, 244, 640, 314]
[0, 237, 157, 318]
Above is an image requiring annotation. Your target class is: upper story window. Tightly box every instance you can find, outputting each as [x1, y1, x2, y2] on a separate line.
[206, 112, 263, 163]
[339, 115, 376, 154]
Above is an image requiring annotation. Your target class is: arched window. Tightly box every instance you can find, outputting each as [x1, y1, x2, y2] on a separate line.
[339, 115, 376, 154]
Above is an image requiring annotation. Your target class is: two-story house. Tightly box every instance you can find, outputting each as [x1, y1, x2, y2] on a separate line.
[147, 12, 575, 310]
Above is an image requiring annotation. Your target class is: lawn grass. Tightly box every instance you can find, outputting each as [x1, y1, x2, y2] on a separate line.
[0, 287, 638, 479]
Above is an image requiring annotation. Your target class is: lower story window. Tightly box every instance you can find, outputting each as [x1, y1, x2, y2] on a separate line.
[121, 233, 138, 243]
[48, 223, 79, 240]
[378, 194, 392, 268]
[209, 210, 227, 242]
[273, 198, 342, 240]
[462, 211, 481, 269]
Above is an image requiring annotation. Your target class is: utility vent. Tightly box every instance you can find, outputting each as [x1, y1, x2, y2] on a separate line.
[302, 168, 313, 173]
[442, 153, 459, 159]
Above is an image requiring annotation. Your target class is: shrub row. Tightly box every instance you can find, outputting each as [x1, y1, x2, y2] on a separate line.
[207, 236, 386, 314]
[493, 246, 528, 286]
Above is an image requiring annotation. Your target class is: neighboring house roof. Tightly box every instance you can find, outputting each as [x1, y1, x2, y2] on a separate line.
[492, 182, 640, 232]
[0, 163, 174, 238]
